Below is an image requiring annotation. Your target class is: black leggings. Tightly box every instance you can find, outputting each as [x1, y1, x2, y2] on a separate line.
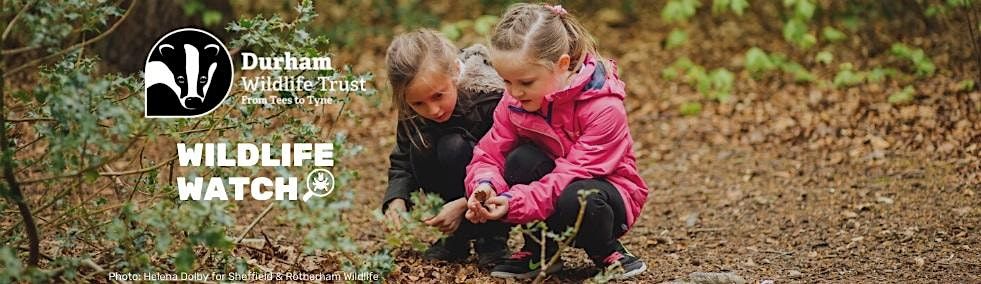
[410, 133, 508, 244]
[504, 143, 628, 259]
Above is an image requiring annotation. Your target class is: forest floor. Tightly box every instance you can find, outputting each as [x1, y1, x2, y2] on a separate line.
[229, 5, 980, 284]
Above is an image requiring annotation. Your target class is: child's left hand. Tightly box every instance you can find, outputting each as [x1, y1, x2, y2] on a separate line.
[467, 196, 509, 223]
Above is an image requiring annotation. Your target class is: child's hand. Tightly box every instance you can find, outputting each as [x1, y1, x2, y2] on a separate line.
[385, 198, 407, 230]
[424, 198, 467, 233]
[482, 196, 509, 221]
[466, 184, 495, 223]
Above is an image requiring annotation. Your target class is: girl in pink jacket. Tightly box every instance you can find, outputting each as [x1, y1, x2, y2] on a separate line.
[464, 3, 649, 280]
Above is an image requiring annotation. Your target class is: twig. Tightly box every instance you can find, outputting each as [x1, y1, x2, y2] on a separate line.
[1, 0, 36, 41]
[761, 249, 794, 256]
[4, 0, 136, 77]
[4, 117, 55, 123]
[98, 155, 177, 177]
[124, 147, 147, 202]
[18, 124, 150, 185]
[532, 193, 590, 284]
[967, 2, 981, 83]
[15, 135, 44, 152]
[0, 18, 40, 266]
[236, 203, 276, 244]
[173, 108, 287, 135]
[2, 45, 41, 55]
[80, 259, 106, 274]
[326, 92, 353, 138]
[689, 227, 726, 232]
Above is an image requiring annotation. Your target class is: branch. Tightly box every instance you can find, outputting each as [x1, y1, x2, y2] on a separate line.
[4, 0, 136, 77]
[532, 193, 591, 284]
[0, 32, 40, 266]
[4, 117, 55, 123]
[98, 155, 176, 177]
[1, 0, 36, 41]
[2, 45, 41, 55]
[18, 123, 149, 185]
[235, 203, 275, 244]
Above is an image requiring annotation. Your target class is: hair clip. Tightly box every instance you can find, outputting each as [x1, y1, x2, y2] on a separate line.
[546, 5, 568, 17]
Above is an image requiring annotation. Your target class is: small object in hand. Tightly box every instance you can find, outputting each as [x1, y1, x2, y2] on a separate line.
[475, 190, 489, 202]
[474, 190, 493, 211]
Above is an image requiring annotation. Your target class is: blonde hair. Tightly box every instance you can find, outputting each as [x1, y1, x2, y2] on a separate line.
[385, 29, 460, 149]
[491, 3, 598, 71]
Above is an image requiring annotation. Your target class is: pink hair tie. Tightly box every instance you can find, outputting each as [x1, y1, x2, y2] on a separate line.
[546, 5, 568, 16]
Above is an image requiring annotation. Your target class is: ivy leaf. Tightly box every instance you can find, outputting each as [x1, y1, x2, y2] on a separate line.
[730, 0, 749, 16]
[888, 86, 915, 104]
[666, 28, 688, 49]
[709, 68, 734, 94]
[822, 26, 846, 42]
[783, 18, 811, 49]
[175, 246, 194, 273]
[745, 47, 776, 77]
[781, 62, 816, 82]
[440, 24, 461, 41]
[959, 79, 975, 91]
[680, 102, 703, 116]
[794, 0, 816, 20]
[833, 63, 866, 88]
[712, 0, 730, 14]
[474, 15, 498, 36]
[890, 43, 935, 77]
[867, 67, 898, 83]
[815, 51, 833, 65]
[202, 10, 223, 27]
[83, 168, 100, 183]
[662, 0, 701, 23]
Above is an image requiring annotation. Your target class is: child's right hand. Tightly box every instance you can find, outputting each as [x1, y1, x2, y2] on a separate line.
[385, 198, 407, 230]
[465, 184, 495, 223]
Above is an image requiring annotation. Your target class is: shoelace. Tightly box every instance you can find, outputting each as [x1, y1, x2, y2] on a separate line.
[603, 251, 624, 265]
[509, 251, 533, 260]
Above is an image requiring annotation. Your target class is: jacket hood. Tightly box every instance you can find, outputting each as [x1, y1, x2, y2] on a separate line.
[545, 53, 625, 104]
[457, 44, 505, 96]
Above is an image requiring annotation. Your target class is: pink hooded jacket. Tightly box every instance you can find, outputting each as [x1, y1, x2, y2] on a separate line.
[465, 54, 649, 231]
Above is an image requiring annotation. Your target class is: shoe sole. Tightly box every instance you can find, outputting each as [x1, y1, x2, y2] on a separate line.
[490, 262, 564, 279]
[615, 262, 647, 280]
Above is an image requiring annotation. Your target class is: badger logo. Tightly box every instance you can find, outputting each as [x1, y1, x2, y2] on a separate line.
[144, 28, 232, 117]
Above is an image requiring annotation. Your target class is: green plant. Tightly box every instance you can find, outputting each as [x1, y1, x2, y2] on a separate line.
[745, 47, 778, 77]
[867, 67, 900, 83]
[712, 0, 749, 15]
[680, 102, 704, 116]
[782, 0, 818, 49]
[815, 50, 834, 65]
[440, 15, 498, 41]
[666, 28, 688, 49]
[182, 0, 224, 27]
[744, 47, 815, 83]
[511, 189, 597, 284]
[374, 191, 446, 253]
[888, 86, 916, 104]
[662, 0, 702, 23]
[833, 63, 867, 88]
[662, 58, 734, 102]
[890, 43, 936, 77]
[958, 79, 976, 91]
[821, 26, 847, 42]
